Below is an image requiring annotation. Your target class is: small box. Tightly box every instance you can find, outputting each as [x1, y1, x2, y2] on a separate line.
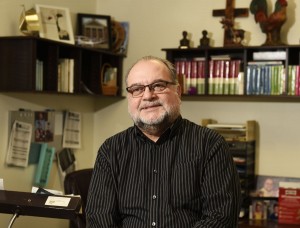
[278, 182, 300, 225]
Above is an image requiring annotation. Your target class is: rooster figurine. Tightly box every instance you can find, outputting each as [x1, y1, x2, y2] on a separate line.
[250, 0, 288, 46]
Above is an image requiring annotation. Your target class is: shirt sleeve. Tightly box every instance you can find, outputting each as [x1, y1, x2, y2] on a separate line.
[193, 135, 242, 228]
[86, 143, 120, 228]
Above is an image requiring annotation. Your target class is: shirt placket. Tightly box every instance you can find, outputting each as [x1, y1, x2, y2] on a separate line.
[150, 143, 160, 227]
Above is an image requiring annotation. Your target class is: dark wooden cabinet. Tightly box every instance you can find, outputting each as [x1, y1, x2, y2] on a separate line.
[162, 45, 300, 102]
[0, 36, 124, 96]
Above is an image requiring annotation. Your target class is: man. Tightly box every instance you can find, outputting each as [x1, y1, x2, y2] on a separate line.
[86, 56, 241, 227]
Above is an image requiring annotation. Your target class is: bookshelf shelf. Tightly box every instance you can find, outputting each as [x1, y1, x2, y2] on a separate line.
[181, 94, 300, 102]
[0, 36, 124, 97]
[162, 45, 300, 102]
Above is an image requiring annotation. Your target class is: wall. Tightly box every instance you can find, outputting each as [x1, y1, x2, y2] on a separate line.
[0, 0, 299, 227]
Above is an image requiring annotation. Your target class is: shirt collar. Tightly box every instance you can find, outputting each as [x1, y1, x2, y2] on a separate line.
[134, 116, 183, 144]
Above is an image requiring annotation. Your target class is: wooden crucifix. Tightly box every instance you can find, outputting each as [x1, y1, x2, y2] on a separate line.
[212, 0, 249, 46]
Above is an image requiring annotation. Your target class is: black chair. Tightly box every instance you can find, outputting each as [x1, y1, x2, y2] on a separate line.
[64, 168, 93, 228]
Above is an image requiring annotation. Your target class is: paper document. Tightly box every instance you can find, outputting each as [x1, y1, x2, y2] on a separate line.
[62, 111, 81, 149]
[6, 120, 32, 167]
[0, 179, 4, 190]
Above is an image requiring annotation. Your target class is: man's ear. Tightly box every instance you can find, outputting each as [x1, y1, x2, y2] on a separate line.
[176, 84, 182, 97]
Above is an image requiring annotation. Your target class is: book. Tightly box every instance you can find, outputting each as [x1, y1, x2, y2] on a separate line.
[34, 145, 55, 187]
[206, 123, 245, 129]
[229, 60, 241, 95]
[196, 59, 205, 95]
[253, 51, 286, 60]
[210, 54, 231, 60]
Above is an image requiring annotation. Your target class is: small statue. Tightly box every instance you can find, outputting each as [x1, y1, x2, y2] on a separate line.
[250, 0, 288, 46]
[220, 18, 245, 46]
[179, 31, 190, 49]
[199, 30, 210, 47]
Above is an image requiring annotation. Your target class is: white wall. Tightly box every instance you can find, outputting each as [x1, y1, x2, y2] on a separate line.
[0, 0, 300, 227]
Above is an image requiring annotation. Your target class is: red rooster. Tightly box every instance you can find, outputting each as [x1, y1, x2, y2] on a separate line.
[250, 0, 288, 46]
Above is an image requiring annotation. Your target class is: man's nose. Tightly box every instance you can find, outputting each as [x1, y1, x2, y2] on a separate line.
[143, 86, 155, 97]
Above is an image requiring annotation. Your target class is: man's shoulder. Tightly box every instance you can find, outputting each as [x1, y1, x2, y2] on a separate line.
[106, 126, 135, 141]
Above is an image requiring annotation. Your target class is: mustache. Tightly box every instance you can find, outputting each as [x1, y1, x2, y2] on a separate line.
[139, 101, 162, 110]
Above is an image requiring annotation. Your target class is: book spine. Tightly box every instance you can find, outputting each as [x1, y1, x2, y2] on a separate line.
[208, 60, 214, 95]
[175, 59, 186, 94]
[184, 60, 192, 95]
[223, 60, 230, 95]
[295, 65, 300, 96]
[189, 60, 197, 95]
[196, 60, 205, 95]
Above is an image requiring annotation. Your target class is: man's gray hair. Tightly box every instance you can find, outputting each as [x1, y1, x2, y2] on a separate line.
[125, 56, 178, 86]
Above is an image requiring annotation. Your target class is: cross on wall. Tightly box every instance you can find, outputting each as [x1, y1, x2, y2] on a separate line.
[212, 0, 249, 46]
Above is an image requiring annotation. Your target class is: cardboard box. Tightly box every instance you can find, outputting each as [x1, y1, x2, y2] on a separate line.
[278, 182, 300, 225]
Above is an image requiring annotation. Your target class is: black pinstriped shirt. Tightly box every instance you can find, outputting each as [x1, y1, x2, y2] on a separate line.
[86, 116, 241, 228]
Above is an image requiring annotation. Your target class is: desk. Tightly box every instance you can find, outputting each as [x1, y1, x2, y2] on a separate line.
[0, 190, 81, 227]
[239, 220, 300, 227]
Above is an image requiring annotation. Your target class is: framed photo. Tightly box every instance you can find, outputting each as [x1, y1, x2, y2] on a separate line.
[76, 13, 112, 50]
[249, 200, 268, 220]
[36, 5, 74, 44]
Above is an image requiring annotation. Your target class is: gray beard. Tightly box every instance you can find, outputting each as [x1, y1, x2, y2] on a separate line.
[129, 97, 181, 136]
[135, 113, 174, 135]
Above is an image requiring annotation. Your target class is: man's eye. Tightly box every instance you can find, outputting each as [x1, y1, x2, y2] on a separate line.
[131, 86, 144, 92]
[152, 83, 165, 90]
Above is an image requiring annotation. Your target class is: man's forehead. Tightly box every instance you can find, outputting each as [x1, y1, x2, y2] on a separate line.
[128, 60, 168, 82]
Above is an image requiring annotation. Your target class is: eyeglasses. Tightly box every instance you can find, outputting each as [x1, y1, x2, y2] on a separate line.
[126, 80, 177, 97]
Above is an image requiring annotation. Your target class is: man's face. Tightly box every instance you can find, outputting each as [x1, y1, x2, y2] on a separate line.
[126, 59, 181, 128]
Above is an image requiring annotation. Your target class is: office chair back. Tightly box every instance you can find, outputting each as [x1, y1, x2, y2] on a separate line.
[64, 168, 93, 228]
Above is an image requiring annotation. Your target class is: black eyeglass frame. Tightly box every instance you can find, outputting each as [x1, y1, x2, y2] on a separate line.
[126, 80, 177, 97]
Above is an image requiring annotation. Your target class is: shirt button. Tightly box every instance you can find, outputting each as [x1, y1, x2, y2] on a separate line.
[152, 195, 157, 200]
[153, 169, 158, 174]
[151, 222, 156, 226]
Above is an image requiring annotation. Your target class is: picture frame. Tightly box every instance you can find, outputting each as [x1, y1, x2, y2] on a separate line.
[35, 4, 74, 44]
[76, 13, 112, 50]
[249, 200, 268, 220]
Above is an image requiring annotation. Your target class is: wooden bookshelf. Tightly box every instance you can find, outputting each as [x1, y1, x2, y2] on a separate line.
[162, 45, 300, 102]
[0, 36, 124, 96]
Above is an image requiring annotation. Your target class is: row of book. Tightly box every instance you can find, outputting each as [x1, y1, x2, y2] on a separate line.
[208, 59, 243, 95]
[174, 57, 300, 96]
[246, 62, 300, 96]
[175, 58, 205, 95]
[58, 58, 74, 93]
[35, 58, 75, 93]
[174, 58, 244, 95]
[287, 65, 300, 96]
[246, 62, 285, 95]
